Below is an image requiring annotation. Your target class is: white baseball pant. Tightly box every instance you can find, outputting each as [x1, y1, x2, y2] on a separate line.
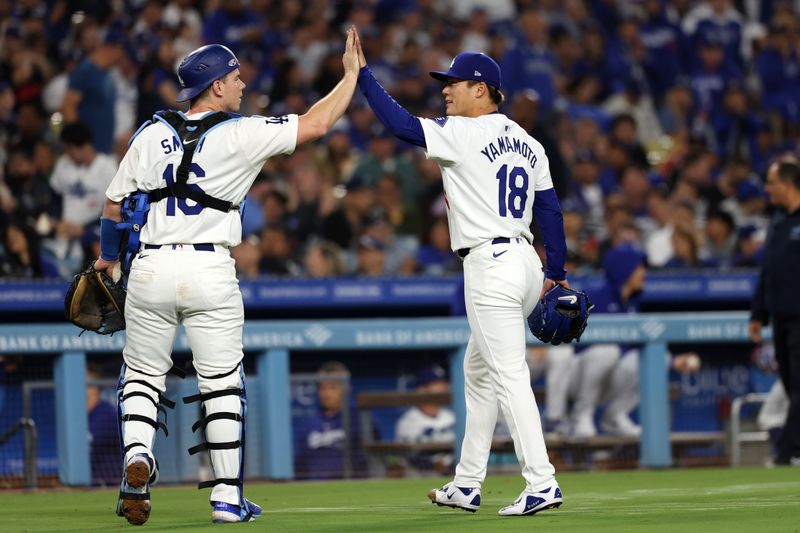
[454, 239, 555, 491]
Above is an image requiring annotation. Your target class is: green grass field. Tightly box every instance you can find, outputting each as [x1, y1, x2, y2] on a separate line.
[3, 467, 799, 533]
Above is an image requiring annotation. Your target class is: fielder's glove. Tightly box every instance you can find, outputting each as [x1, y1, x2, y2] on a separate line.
[527, 284, 593, 345]
[64, 262, 126, 335]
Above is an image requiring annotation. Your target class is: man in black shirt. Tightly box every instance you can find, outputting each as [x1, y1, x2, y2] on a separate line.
[749, 158, 800, 466]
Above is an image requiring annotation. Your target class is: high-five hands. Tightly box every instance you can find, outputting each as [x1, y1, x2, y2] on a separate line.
[343, 26, 360, 75]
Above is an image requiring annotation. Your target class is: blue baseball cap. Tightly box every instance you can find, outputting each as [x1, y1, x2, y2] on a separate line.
[430, 52, 501, 89]
[414, 365, 447, 388]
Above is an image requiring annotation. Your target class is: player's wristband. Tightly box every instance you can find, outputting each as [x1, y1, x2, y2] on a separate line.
[100, 217, 124, 261]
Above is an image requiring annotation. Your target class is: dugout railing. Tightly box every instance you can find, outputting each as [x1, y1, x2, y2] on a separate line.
[0, 312, 766, 486]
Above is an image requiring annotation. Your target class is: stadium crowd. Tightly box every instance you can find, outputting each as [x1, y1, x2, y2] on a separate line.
[0, 0, 797, 280]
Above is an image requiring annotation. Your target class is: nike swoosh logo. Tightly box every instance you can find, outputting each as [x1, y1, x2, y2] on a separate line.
[493, 250, 507, 258]
[184, 138, 198, 145]
[138, 254, 149, 259]
[558, 295, 577, 304]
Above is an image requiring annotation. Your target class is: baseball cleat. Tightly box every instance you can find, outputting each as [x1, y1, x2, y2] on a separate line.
[497, 483, 563, 516]
[427, 482, 481, 513]
[211, 499, 262, 523]
[117, 453, 155, 525]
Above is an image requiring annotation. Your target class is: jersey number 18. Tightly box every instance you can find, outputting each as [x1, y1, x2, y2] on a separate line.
[496, 164, 528, 219]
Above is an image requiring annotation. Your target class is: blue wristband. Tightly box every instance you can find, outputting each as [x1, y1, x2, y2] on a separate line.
[100, 217, 124, 261]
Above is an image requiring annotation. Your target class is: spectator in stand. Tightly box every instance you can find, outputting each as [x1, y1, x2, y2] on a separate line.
[604, 78, 665, 147]
[500, 10, 557, 110]
[682, 0, 744, 67]
[360, 209, 417, 276]
[352, 125, 420, 208]
[0, 218, 58, 278]
[258, 225, 300, 276]
[712, 81, 763, 160]
[321, 175, 374, 249]
[756, 22, 800, 124]
[203, 0, 265, 54]
[354, 235, 388, 277]
[731, 224, 764, 267]
[639, 0, 688, 102]
[689, 35, 743, 139]
[702, 209, 736, 267]
[415, 216, 459, 275]
[659, 82, 695, 135]
[230, 236, 261, 279]
[5, 145, 59, 229]
[50, 122, 116, 241]
[303, 240, 345, 278]
[61, 27, 127, 154]
[294, 361, 370, 479]
[567, 150, 606, 238]
[375, 173, 421, 237]
[664, 225, 702, 268]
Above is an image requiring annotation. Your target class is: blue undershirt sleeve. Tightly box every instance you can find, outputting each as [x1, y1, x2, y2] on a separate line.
[533, 188, 567, 281]
[357, 66, 426, 148]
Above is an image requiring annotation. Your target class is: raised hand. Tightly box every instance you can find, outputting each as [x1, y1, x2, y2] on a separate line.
[342, 26, 360, 75]
[353, 26, 366, 68]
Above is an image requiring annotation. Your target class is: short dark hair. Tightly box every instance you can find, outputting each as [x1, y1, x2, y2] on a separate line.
[60, 122, 93, 146]
[467, 80, 505, 106]
[188, 71, 233, 107]
[707, 209, 735, 231]
[775, 160, 800, 190]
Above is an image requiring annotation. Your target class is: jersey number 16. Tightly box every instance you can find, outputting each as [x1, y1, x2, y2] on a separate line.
[162, 163, 207, 216]
[496, 164, 528, 219]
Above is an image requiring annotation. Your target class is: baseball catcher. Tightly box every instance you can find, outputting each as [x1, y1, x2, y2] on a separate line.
[528, 285, 593, 345]
[64, 262, 126, 335]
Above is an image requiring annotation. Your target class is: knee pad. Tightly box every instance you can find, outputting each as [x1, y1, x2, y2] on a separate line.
[184, 364, 246, 498]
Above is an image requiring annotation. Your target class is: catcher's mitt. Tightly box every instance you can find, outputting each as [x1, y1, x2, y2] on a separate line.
[64, 262, 126, 334]
[527, 284, 593, 345]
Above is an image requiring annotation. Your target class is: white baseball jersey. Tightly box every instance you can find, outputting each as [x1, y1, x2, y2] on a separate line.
[50, 153, 118, 225]
[419, 114, 554, 250]
[106, 112, 298, 247]
[395, 407, 455, 444]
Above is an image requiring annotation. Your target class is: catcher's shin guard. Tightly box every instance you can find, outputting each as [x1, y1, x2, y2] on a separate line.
[184, 365, 247, 507]
[116, 364, 176, 524]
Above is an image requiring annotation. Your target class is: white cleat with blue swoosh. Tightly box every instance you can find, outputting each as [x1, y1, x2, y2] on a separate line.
[497, 483, 563, 516]
[427, 482, 481, 512]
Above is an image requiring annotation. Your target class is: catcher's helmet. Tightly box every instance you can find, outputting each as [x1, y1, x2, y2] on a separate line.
[176, 44, 240, 102]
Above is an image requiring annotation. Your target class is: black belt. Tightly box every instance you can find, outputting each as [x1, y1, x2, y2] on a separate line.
[144, 243, 215, 252]
[457, 237, 511, 259]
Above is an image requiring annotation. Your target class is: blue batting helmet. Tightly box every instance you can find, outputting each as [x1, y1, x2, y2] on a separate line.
[176, 44, 240, 102]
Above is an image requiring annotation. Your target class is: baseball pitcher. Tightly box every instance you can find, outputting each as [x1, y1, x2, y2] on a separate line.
[353, 30, 568, 516]
[93, 29, 361, 524]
